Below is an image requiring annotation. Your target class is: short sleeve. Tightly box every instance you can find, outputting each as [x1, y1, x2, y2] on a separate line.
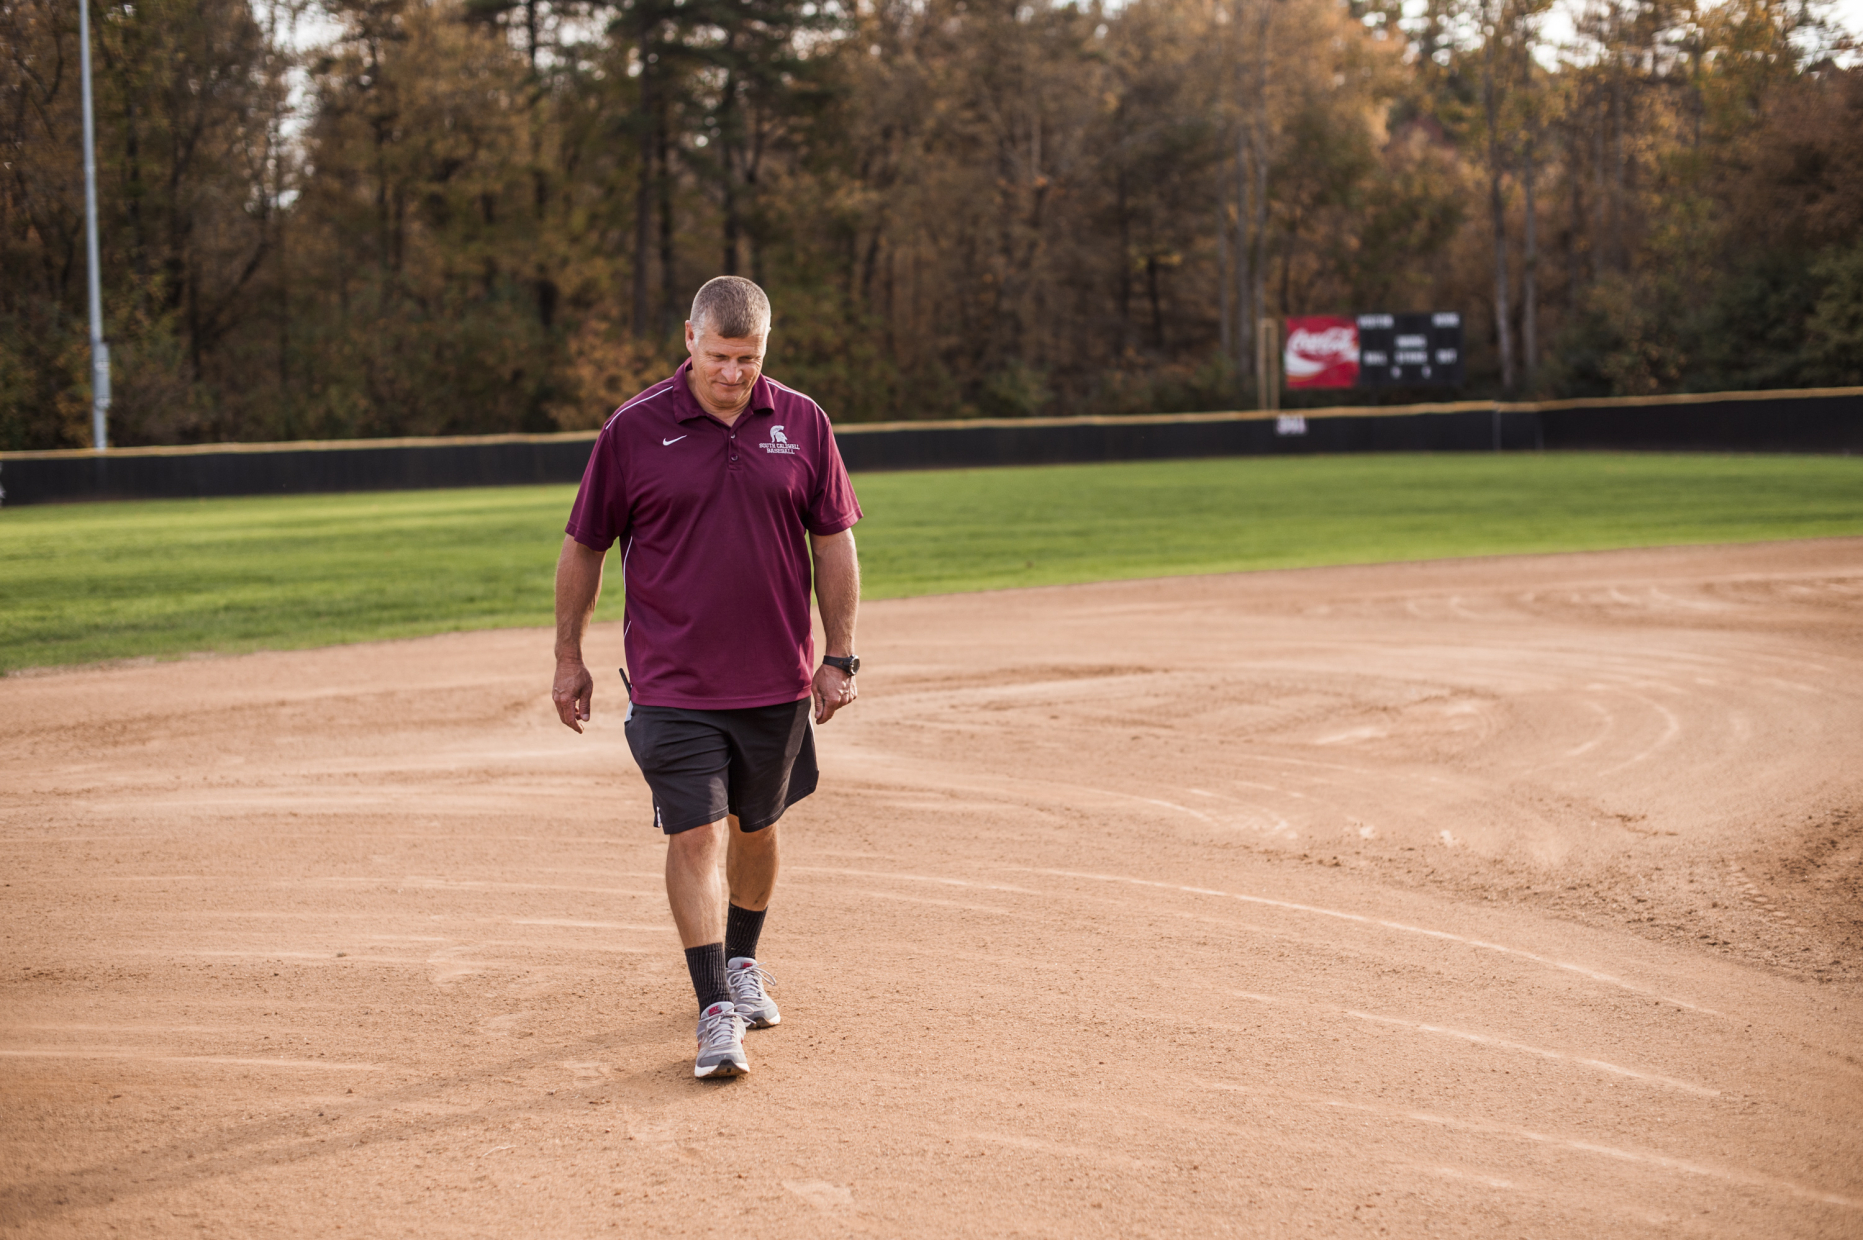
[565, 426, 629, 551]
[805, 408, 862, 536]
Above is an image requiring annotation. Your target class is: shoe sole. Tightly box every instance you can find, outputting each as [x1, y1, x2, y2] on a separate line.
[695, 1059, 746, 1079]
[744, 1011, 780, 1029]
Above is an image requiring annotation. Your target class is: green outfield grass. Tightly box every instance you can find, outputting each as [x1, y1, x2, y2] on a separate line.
[3, 453, 1860, 673]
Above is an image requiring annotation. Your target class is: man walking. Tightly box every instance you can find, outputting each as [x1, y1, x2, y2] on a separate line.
[551, 276, 862, 1079]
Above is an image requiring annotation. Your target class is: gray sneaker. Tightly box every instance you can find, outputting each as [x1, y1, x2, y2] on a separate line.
[694, 1001, 748, 1078]
[726, 957, 781, 1028]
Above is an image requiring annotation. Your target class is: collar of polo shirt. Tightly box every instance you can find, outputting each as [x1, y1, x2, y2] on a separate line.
[675, 360, 776, 425]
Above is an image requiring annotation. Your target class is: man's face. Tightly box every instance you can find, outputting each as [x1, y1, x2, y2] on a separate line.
[685, 321, 767, 416]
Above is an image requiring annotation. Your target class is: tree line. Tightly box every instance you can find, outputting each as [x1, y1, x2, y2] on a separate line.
[3, 0, 1859, 449]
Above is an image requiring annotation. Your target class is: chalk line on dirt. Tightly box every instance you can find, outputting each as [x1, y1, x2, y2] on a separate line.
[1342, 1011, 1720, 1096]
[1238, 1086, 1861, 1211]
[1127, 1001, 1719, 1097]
[1014, 868, 1725, 1016]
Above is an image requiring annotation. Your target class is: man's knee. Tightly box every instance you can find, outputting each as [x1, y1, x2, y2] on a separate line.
[668, 817, 727, 860]
[729, 815, 778, 848]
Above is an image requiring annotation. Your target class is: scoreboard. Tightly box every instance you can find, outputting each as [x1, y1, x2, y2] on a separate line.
[1283, 312, 1464, 390]
[1355, 312, 1464, 387]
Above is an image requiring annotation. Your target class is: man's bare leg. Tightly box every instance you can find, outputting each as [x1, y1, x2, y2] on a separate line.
[667, 813, 782, 1006]
[726, 817, 779, 912]
[721, 817, 781, 1026]
[665, 815, 780, 945]
[666, 818, 729, 950]
[667, 818, 749, 1076]
[667, 816, 783, 1074]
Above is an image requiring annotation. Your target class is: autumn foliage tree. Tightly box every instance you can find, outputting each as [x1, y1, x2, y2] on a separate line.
[1, 0, 1857, 448]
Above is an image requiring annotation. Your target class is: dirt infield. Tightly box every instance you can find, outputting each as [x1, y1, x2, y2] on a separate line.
[4, 539, 1861, 1238]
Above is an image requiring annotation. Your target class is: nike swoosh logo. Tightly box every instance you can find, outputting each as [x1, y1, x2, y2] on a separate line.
[663, 436, 687, 446]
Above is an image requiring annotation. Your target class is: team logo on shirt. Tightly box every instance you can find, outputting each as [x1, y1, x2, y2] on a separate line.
[761, 425, 800, 455]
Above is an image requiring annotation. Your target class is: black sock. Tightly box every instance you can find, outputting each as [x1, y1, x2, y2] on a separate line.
[684, 943, 728, 1011]
[725, 903, 767, 962]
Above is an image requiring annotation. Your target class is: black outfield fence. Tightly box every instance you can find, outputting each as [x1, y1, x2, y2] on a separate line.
[0, 433, 600, 508]
[838, 404, 1548, 471]
[1533, 388, 1863, 452]
[2, 386, 1858, 506]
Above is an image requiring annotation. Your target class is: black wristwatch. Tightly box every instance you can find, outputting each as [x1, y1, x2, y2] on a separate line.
[822, 654, 860, 675]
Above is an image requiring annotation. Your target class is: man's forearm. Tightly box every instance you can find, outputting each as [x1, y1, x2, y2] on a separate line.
[554, 536, 606, 661]
[812, 529, 860, 655]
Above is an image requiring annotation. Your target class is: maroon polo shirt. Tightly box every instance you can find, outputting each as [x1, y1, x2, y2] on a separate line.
[565, 362, 863, 710]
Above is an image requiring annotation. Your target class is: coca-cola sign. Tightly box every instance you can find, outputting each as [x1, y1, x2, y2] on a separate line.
[1283, 315, 1359, 389]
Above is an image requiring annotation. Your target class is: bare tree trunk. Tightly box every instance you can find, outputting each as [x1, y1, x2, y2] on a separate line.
[746, 101, 767, 286]
[720, 67, 740, 276]
[721, 173, 739, 276]
[1252, 124, 1267, 329]
[1114, 93, 1132, 355]
[1567, 115, 1584, 317]
[1608, 9, 1626, 273]
[1520, 19, 1539, 391]
[1217, 192, 1231, 361]
[277, 209, 289, 391]
[1522, 133, 1538, 391]
[1232, 0, 1271, 397]
[1215, 7, 1232, 370]
[1487, 174, 1513, 395]
[1146, 254, 1164, 350]
[524, 0, 549, 327]
[860, 229, 881, 306]
[631, 22, 655, 338]
[1279, 217, 1294, 318]
[1248, 0, 1270, 386]
[126, 98, 148, 280]
[1592, 91, 1606, 279]
[1482, 0, 1514, 394]
[658, 101, 678, 336]
[1024, 98, 1048, 370]
[1116, 163, 1133, 354]
[1235, 123, 1251, 386]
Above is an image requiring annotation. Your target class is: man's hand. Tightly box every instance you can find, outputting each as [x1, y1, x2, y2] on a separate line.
[811, 664, 856, 725]
[553, 658, 595, 732]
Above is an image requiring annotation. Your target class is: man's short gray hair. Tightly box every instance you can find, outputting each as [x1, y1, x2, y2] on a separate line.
[689, 276, 772, 340]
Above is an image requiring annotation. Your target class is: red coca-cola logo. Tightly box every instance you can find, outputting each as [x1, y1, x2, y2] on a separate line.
[1287, 326, 1356, 357]
[1284, 315, 1360, 389]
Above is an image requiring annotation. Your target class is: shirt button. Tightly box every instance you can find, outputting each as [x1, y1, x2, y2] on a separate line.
[731, 455, 738, 461]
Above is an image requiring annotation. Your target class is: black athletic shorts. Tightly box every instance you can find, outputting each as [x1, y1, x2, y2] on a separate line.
[622, 699, 818, 835]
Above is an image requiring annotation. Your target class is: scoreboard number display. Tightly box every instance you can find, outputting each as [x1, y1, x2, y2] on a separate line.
[1355, 312, 1464, 387]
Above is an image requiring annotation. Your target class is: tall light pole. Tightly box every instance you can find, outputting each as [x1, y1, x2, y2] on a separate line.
[79, 0, 110, 451]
